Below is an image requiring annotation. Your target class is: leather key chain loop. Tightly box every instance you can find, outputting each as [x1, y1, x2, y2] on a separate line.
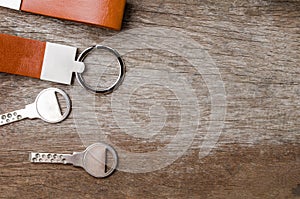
[0, 33, 46, 79]
[0, 34, 125, 94]
[0, 0, 126, 30]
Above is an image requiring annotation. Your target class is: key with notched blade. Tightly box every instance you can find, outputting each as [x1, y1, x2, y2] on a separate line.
[0, 88, 71, 126]
[29, 143, 118, 178]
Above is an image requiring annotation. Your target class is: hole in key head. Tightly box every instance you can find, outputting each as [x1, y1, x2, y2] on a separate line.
[105, 152, 116, 173]
[54, 91, 68, 117]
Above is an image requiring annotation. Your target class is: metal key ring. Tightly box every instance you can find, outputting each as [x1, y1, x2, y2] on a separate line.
[75, 45, 126, 94]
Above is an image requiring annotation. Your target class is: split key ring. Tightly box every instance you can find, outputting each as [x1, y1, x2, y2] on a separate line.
[76, 45, 126, 94]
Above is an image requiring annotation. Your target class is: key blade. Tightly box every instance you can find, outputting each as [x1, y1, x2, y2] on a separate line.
[29, 152, 70, 164]
[0, 109, 28, 126]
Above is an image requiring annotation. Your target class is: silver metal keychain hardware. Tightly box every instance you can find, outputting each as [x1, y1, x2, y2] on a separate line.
[0, 88, 71, 126]
[29, 143, 118, 178]
[76, 45, 126, 94]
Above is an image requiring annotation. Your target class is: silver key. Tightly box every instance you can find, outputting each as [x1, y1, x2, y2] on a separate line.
[29, 143, 118, 178]
[0, 88, 71, 126]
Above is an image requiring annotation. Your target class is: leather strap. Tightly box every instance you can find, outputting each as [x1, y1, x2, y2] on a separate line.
[20, 0, 126, 30]
[0, 34, 84, 84]
[0, 33, 45, 79]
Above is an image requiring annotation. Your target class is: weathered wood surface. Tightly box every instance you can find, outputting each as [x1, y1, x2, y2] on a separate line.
[0, 0, 299, 198]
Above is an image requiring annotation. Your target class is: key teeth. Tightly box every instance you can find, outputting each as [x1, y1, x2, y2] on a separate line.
[29, 153, 66, 164]
[29, 152, 39, 163]
[0, 111, 22, 126]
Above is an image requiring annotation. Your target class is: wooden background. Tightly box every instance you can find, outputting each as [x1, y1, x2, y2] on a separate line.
[0, 0, 299, 198]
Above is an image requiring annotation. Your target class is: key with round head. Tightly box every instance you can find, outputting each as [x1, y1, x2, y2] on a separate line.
[0, 88, 71, 126]
[29, 143, 118, 178]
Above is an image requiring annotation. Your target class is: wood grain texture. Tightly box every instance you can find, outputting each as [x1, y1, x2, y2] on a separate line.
[0, 0, 299, 198]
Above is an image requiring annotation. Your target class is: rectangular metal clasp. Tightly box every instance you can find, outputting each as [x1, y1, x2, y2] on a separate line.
[40, 42, 85, 85]
[0, 0, 22, 10]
